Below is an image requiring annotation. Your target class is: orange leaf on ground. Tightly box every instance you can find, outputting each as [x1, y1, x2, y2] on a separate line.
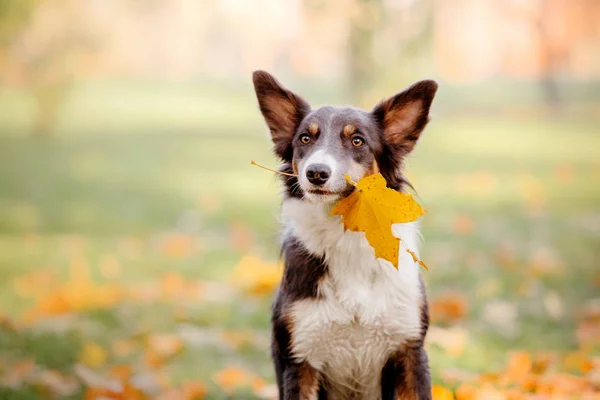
[160, 233, 195, 258]
[331, 173, 425, 268]
[563, 351, 594, 374]
[214, 366, 267, 394]
[144, 334, 183, 368]
[229, 254, 282, 295]
[181, 381, 207, 400]
[431, 385, 454, 400]
[430, 292, 468, 324]
[85, 382, 148, 400]
[505, 351, 532, 380]
[455, 383, 476, 400]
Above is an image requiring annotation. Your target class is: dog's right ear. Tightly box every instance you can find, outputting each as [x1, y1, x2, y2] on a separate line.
[253, 71, 310, 161]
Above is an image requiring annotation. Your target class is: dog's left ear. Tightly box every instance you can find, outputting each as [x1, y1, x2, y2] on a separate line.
[253, 70, 311, 161]
[372, 80, 438, 155]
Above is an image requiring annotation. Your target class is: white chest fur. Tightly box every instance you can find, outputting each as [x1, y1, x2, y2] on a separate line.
[281, 199, 424, 399]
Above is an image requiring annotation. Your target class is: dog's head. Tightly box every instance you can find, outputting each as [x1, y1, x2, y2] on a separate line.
[253, 70, 437, 203]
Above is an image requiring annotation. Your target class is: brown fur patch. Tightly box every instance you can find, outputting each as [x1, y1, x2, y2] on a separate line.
[372, 160, 380, 175]
[292, 161, 298, 175]
[282, 309, 295, 349]
[308, 122, 319, 135]
[298, 363, 319, 398]
[383, 99, 422, 145]
[343, 123, 357, 137]
[363, 160, 381, 178]
[395, 341, 431, 400]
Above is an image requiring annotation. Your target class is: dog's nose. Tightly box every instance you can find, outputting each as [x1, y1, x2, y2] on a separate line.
[306, 164, 331, 186]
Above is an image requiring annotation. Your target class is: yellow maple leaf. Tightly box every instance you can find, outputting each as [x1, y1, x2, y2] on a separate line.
[331, 173, 426, 268]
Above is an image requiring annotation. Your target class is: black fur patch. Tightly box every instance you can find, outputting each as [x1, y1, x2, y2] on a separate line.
[272, 236, 329, 398]
[280, 236, 328, 301]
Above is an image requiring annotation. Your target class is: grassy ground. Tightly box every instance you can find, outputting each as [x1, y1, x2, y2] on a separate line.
[0, 82, 599, 399]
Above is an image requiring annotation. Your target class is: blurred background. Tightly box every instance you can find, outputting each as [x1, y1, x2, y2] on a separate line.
[0, 0, 599, 398]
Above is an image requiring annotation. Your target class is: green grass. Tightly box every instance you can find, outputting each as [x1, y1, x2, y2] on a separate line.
[0, 82, 599, 398]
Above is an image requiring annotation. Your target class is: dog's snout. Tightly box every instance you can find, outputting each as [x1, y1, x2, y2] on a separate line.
[306, 164, 331, 186]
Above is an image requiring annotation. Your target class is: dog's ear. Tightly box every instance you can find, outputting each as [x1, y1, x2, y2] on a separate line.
[253, 71, 310, 161]
[371, 80, 438, 155]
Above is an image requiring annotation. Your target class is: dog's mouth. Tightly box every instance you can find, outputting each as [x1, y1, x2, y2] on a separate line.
[304, 184, 356, 202]
[307, 189, 340, 196]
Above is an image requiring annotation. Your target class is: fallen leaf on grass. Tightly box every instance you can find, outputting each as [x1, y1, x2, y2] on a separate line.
[21, 259, 123, 323]
[77, 364, 150, 400]
[161, 272, 186, 299]
[229, 254, 282, 295]
[505, 351, 532, 382]
[563, 351, 595, 374]
[144, 334, 183, 368]
[213, 366, 267, 394]
[331, 173, 425, 268]
[432, 385, 454, 399]
[181, 381, 207, 400]
[444, 350, 600, 398]
[454, 383, 476, 400]
[430, 292, 468, 325]
[160, 233, 196, 258]
[85, 382, 148, 400]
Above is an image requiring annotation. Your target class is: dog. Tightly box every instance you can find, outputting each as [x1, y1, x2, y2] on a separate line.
[252, 70, 437, 400]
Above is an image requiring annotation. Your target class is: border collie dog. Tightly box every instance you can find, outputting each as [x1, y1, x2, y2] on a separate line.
[252, 71, 438, 400]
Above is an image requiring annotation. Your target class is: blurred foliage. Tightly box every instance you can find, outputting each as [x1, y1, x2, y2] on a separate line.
[0, 0, 38, 43]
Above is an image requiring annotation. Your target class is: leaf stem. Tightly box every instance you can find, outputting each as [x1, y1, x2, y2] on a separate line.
[251, 160, 299, 177]
[405, 248, 429, 270]
[343, 174, 358, 186]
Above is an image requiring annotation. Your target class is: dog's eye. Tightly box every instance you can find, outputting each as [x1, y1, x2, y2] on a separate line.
[352, 137, 365, 147]
[299, 134, 311, 144]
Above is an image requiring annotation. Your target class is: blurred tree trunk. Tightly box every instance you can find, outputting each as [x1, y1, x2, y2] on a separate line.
[537, 0, 562, 110]
[0, 0, 93, 136]
[31, 82, 71, 135]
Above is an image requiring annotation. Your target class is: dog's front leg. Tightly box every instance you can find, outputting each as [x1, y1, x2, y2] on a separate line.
[381, 343, 431, 400]
[282, 361, 320, 400]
